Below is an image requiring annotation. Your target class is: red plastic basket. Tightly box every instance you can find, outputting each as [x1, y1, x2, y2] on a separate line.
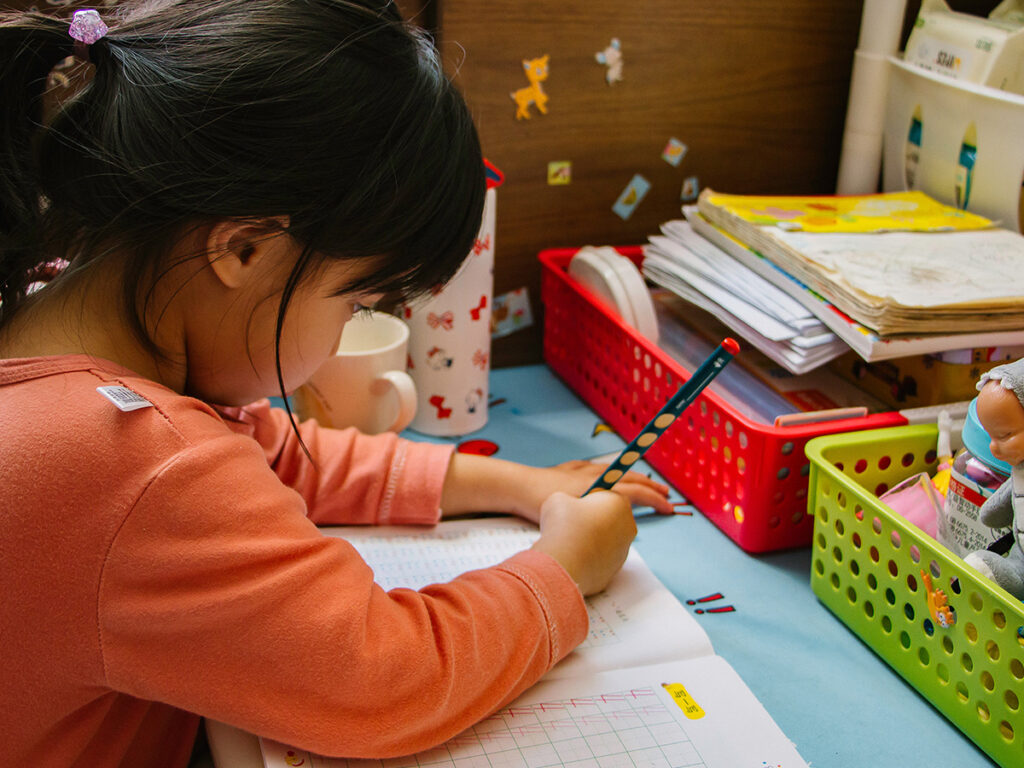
[540, 246, 908, 552]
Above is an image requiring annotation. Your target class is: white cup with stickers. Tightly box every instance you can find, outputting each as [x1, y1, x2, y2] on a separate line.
[293, 311, 416, 435]
[402, 186, 496, 436]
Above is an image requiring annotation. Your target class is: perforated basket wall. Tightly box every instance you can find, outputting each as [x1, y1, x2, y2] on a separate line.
[540, 247, 905, 553]
[806, 425, 1024, 767]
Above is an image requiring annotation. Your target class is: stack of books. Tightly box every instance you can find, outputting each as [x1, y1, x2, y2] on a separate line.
[644, 189, 1024, 365]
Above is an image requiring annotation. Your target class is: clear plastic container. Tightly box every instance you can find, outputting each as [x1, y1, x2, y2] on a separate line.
[939, 398, 1012, 555]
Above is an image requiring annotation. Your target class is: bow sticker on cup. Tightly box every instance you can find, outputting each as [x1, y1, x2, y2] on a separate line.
[428, 311, 454, 330]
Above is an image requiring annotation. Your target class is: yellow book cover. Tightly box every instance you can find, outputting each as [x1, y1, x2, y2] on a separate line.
[700, 190, 993, 233]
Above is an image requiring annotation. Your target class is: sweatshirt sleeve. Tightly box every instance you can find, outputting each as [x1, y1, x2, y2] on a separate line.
[226, 399, 455, 526]
[97, 434, 588, 758]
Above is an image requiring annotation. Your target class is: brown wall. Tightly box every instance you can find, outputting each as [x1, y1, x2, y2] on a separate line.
[4, 0, 1006, 367]
[439, 0, 1004, 366]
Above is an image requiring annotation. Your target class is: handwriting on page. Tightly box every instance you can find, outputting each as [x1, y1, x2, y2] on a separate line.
[776, 229, 1024, 308]
[340, 526, 629, 648]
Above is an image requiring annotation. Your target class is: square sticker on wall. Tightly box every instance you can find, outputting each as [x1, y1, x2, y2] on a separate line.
[612, 174, 651, 220]
[662, 138, 688, 166]
[547, 160, 572, 185]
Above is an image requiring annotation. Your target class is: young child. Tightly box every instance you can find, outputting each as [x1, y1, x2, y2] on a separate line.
[0, 2, 670, 766]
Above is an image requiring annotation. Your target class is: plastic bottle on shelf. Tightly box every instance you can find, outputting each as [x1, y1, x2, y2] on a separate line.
[939, 397, 1013, 556]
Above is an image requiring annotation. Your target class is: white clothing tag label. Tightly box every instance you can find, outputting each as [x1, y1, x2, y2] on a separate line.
[96, 385, 154, 412]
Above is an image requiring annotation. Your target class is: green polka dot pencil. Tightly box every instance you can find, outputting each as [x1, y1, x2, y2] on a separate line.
[583, 338, 740, 495]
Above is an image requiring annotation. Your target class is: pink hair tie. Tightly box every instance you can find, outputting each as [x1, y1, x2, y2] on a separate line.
[69, 9, 108, 60]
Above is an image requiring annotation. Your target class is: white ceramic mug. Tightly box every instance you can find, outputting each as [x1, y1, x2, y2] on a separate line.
[293, 311, 416, 434]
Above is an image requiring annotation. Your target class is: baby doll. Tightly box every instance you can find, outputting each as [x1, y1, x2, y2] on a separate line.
[963, 358, 1024, 599]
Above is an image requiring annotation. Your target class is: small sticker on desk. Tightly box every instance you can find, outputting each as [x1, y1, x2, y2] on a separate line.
[96, 386, 154, 412]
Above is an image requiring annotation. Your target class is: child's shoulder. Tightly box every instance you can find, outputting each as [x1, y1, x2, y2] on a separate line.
[0, 354, 236, 454]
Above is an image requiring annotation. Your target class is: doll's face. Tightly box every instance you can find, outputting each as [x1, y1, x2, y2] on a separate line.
[977, 381, 1024, 466]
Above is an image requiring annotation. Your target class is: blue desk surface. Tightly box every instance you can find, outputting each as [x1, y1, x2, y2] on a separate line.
[404, 365, 997, 768]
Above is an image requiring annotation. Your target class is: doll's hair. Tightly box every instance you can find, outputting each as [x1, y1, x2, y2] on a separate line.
[0, 0, 483, 392]
[979, 359, 1024, 407]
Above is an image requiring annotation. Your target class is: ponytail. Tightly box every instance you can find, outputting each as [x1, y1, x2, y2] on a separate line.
[0, 12, 79, 328]
[0, 0, 484, 373]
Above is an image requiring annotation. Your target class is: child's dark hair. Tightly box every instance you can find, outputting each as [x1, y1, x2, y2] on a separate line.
[0, 0, 484, 404]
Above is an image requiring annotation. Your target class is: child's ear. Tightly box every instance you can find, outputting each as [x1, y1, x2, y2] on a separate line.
[205, 216, 291, 289]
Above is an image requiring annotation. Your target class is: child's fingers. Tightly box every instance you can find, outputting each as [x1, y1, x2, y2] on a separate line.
[612, 477, 673, 514]
[618, 469, 669, 496]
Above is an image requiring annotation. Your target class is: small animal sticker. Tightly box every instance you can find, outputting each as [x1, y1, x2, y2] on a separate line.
[681, 175, 700, 202]
[511, 54, 550, 120]
[426, 346, 453, 370]
[547, 160, 572, 185]
[466, 388, 484, 414]
[662, 137, 688, 167]
[595, 38, 623, 85]
[612, 174, 650, 220]
[491, 287, 534, 338]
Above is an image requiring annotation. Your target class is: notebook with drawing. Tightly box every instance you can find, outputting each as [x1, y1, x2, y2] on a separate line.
[259, 517, 807, 768]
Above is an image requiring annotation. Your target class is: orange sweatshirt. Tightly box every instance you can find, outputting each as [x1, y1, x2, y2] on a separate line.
[0, 356, 588, 766]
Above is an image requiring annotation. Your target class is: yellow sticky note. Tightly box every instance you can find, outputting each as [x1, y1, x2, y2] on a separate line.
[662, 682, 705, 719]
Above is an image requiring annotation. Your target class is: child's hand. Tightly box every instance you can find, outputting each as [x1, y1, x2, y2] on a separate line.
[439, 454, 672, 523]
[531, 491, 636, 595]
[509, 460, 672, 523]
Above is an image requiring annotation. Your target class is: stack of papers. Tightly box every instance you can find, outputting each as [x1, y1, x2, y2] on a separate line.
[696, 189, 1024, 336]
[687, 208, 1024, 362]
[642, 220, 849, 374]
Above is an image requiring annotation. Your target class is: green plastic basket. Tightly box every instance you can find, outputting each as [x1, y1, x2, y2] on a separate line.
[806, 425, 1024, 767]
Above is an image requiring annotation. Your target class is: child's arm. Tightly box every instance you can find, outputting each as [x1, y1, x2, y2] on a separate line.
[223, 399, 454, 526]
[99, 434, 597, 758]
[227, 400, 671, 524]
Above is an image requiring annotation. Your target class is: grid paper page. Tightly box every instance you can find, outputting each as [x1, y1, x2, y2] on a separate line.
[260, 657, 807, 768]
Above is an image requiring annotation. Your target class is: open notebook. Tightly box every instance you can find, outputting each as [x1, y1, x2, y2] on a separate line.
[258, 518, 807, 768]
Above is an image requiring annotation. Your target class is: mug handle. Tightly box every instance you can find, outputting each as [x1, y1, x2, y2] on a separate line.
[379, 370, 417, 433]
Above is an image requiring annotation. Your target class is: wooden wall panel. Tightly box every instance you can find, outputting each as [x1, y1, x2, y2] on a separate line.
[439, 0, 1004, 366]
[3, 0, 1005, 368]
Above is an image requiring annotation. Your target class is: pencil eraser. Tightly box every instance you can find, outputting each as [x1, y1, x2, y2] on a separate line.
[722, 337, 740, 355]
